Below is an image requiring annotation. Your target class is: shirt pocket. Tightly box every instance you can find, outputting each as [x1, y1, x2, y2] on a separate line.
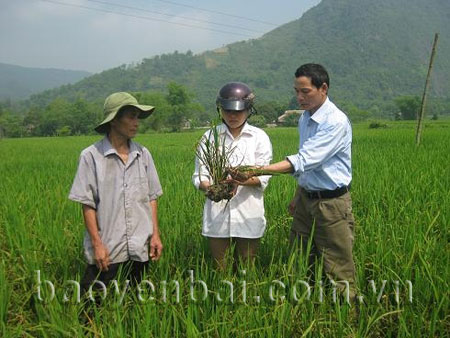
[131, 177, 150, 203]
[231, 139, 254, 165]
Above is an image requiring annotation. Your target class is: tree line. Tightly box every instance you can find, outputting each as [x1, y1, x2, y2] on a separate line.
[0, 82, 449, 138]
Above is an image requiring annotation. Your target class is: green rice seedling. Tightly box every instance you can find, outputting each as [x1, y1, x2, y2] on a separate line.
[0, 121, 449, 336]
[195, 122, 237, 202]
[0, 262, 8, 335]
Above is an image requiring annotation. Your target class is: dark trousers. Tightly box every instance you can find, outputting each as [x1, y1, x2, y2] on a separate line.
[80, 260, 149, 293]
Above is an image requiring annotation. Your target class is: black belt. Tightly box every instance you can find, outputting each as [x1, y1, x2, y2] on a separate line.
[303, 184, 351, 199]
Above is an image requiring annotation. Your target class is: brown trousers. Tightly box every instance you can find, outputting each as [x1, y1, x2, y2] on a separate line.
[290, 187, 356, 299]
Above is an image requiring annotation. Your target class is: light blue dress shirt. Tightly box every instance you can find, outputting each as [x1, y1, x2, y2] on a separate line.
[286, 97, 352, 191]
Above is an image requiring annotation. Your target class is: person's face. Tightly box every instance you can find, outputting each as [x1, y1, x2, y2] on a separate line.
[110, 107, 140, 139]
[294, 76, 328, 113]
[221, 108, 249, 130]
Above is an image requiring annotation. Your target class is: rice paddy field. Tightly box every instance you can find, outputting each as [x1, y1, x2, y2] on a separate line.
[0, 121, 449, 337]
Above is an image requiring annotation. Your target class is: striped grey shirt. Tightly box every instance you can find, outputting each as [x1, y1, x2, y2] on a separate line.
[69, 137, 163, 264]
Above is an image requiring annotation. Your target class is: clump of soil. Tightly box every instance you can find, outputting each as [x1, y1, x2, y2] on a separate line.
[206, 183, 235, 202]
[226, 167, 255, 182]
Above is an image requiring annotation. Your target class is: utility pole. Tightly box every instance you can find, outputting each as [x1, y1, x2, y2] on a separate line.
[416, 33, 439, 146]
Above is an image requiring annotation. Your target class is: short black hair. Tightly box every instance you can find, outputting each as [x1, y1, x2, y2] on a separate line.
[294, 63, 330, 89]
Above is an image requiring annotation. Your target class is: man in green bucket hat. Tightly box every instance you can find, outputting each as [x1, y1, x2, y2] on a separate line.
[94, 92, 154, 133]
[69, 92, 163, 297]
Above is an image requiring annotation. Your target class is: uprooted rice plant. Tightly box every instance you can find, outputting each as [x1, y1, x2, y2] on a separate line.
[195, 124, 236, 202]
[195, 125, 280, 202]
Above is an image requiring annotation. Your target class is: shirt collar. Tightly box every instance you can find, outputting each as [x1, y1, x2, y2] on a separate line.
[102, 136, 117, 157]
[309, 97, 330, 124]
[240, 122, 253, 136]
[218, 122, 253, 138]
[128, 140, 140, 157]
[101, 136, 140, 158]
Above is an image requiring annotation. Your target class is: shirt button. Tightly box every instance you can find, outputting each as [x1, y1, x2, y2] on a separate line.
[124, 183, 128, 188]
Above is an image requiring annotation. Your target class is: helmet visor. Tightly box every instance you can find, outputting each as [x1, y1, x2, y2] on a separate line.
[216, 97, 251, 111]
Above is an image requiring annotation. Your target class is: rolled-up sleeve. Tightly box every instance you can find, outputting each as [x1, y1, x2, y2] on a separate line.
[254, 131, 273, 191]
[143, 149, 163, 200]
[286, 121, 347, 177]
[68, 151, 98, 209]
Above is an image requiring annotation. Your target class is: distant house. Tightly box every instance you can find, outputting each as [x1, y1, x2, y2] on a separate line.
[277, 110, 304, 125]
[182, 119, 191, 130]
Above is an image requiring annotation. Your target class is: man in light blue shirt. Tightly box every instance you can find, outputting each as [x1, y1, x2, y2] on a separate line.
[286, 96, 352, 192]
[262, 63, 356, 302]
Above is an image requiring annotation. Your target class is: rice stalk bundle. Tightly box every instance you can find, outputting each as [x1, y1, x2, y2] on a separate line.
[195, 124, 237, 202]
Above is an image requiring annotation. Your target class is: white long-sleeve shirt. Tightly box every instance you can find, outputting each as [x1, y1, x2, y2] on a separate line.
[192, 123, 272, 238]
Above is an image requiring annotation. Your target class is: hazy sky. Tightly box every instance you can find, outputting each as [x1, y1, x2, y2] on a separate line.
[0, 0, 320, 73]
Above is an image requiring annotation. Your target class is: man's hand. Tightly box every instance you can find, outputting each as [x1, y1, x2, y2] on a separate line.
[227, 166, 259, 183]
[288, 187, 301, 216]
[82, 204, 110, 271]
[149, 234, 163, 261]
[199, 181, 211, 192]
[93, 242, 110, 271]
[288, 197, 297, 216]
[222, 176, 261, 188]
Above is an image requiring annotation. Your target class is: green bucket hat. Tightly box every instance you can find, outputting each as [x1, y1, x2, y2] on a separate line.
[95, 92, 155, 134]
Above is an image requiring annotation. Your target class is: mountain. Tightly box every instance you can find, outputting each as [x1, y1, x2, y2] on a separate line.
[25, 0, 450, 113]
[0, 63, 90, 100]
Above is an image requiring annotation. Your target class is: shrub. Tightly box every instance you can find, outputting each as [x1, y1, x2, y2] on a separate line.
[369, 121, 388, 129]
[249, 115, 267, 128]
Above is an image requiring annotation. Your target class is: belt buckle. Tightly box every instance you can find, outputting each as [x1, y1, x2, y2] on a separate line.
[307, 190, 320, 199]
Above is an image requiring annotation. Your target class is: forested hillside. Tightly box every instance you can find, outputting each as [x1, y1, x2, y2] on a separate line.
[27, 0, 450, 108]
[0, 63, 90, 100]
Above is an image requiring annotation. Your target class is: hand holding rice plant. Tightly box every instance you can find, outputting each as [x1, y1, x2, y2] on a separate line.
[225, 165, 280, 183]
[195, 125, 280, 202]
[195, 123, 237, 202]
